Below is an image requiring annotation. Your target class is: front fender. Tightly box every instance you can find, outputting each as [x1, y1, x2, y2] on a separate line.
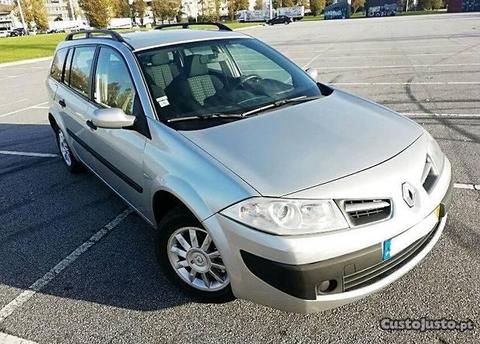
[151, 175, 214, 223]
[144, 119, 259, 226]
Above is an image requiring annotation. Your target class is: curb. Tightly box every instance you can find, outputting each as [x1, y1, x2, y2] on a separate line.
[234, 25, 262, 31]
[0, 56, 52, 68]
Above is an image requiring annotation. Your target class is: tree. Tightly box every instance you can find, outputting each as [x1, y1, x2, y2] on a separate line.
[254, 0, 263, 10]
[112, 0, 131, 17]
[79, 0, 112, 28]
[20, 0, 48, 30]
[431, 0, 444, 9]
[152, 0, 180, 21]
[417, 0, 438, 9]
[214, 0, 221, 19]
[309, 0, 325, 15]
[299, 0, 309, 9]
[227, 0, 249, 20]
[132, 0, 147, 24]
[351, 0, 364, 13]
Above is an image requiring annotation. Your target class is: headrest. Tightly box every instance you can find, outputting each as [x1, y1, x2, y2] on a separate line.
[187, 54, 225, 77]
[187, 55, 208, 77]
[199, 54, 225, 64]
[151, 52, 170, 66]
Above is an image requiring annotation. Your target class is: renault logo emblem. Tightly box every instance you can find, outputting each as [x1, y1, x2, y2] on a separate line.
[402, 182, 416, 208]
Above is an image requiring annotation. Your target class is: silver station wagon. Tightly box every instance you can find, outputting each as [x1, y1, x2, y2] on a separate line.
[47, 23, 452, 313]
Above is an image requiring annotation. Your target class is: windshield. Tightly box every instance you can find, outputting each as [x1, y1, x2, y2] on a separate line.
[137, 38, 322, 129]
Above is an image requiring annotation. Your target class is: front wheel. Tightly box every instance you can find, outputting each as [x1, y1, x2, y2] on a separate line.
[156, 207, 234, 302]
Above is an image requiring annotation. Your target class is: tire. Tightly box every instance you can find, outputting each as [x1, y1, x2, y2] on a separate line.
[155, 206, 234, 303]
[56, 128, 83, 173]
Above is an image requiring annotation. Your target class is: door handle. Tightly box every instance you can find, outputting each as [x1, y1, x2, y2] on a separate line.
[86, 120, 97, 130]
[58, 99, 66, 108]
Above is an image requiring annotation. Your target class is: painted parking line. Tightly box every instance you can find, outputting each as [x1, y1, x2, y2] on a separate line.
[404, 113, 480, 118]
[0, 332, 37, 344]
[0, 209, 132, 323]
[289, 52, 480, 59]
[454, 183, 480, 190]
[0, 102, 49, 119]
[0, 57, 52, 69]
[331, 82, 480, 86]
[318, 63, 480, 70]
[0, 150, 58, 158]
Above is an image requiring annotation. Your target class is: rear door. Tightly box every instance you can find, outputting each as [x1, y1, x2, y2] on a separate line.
[83, 46, 147, 212]
[55, 45, 97, 163]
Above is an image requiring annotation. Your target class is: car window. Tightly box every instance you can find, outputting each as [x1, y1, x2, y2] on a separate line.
[70, 46, 96, 97]
[137, 38, 321, 129]
[50, 48, 68, 82]
[185, 45, 223, 72]
[94, 47, 136, 116]
[227, 43, 292, 85]
[63, 48, 72, 85]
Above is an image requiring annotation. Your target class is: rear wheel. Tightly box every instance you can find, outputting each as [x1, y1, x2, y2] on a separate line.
[57, 128, 83, 173]
[156, 207, 234, 302]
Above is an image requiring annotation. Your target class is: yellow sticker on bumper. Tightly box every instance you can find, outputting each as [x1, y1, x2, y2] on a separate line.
[434, 205, 441, 219]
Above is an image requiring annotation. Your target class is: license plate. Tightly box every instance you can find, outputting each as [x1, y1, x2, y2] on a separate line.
[382, 208, 439, 261]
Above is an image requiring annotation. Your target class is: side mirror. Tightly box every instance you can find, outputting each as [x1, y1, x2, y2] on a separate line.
[305, 68, 318, 81]
[91, 108, 135, 129]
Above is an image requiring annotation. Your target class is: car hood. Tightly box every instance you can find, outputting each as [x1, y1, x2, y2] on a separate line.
[181, 90, 423, 196]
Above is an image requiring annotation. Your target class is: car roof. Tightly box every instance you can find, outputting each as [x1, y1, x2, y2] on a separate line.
[121, 29, 250, 51]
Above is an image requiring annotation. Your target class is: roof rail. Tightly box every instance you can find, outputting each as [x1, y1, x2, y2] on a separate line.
[65, 29, 133, 49]
[155, 22, 232, 32]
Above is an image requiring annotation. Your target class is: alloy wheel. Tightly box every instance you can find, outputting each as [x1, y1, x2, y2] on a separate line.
[167, 227, 229, 292]
[58, 130, 72, 166]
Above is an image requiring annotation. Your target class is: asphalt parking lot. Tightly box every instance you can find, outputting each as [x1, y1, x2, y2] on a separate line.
[0, 13, 479, 344]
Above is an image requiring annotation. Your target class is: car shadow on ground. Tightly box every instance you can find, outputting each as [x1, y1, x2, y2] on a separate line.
[0, 123, 193, 311]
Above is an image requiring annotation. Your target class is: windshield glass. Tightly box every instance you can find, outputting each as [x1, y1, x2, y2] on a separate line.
[136, 38, 322, 129]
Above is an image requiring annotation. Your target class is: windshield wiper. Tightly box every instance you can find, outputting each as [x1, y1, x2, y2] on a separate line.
[167, 96, 322, 123]
[240, 95, 322, 118]
[167, 113, 243, 123]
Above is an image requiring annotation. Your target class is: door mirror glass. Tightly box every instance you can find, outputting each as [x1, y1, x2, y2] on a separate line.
[305, 68, 318, 81]
[92, 108, 135, 129]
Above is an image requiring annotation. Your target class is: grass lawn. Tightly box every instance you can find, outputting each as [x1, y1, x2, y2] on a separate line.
[0, 21, 258, 64]
[0, 33, 66, 64]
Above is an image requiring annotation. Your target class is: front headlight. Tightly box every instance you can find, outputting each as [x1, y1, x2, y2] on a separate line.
[221, 198, 349, 235]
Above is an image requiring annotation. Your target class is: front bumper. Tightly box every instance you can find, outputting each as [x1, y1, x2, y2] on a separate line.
[202, 169, 452, 313]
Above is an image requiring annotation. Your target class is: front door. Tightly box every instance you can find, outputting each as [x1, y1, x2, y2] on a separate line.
[83, 46, 147, 213]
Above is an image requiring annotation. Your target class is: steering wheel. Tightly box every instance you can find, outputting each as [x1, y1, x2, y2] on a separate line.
[235, 74, 263, 90]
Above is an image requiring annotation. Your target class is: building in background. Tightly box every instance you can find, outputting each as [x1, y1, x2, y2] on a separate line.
[181, 0, 230, 20]
[0, 3, 17, 29]
[45, 0, 81, 21]
[181, 0, 257, 20]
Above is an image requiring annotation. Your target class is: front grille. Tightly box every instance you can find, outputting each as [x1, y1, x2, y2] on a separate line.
[343, 223, 439, 292]
[342, 199, 391, 226]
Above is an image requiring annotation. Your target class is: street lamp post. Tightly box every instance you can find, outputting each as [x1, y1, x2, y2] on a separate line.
[16, 0, 28, 35]
[68, 0, 76, 21]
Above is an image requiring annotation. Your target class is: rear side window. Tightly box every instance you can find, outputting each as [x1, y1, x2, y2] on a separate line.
[70, 46, 96, 97]
[94, 47, 136, 115]
[50, 49, 68, 82]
